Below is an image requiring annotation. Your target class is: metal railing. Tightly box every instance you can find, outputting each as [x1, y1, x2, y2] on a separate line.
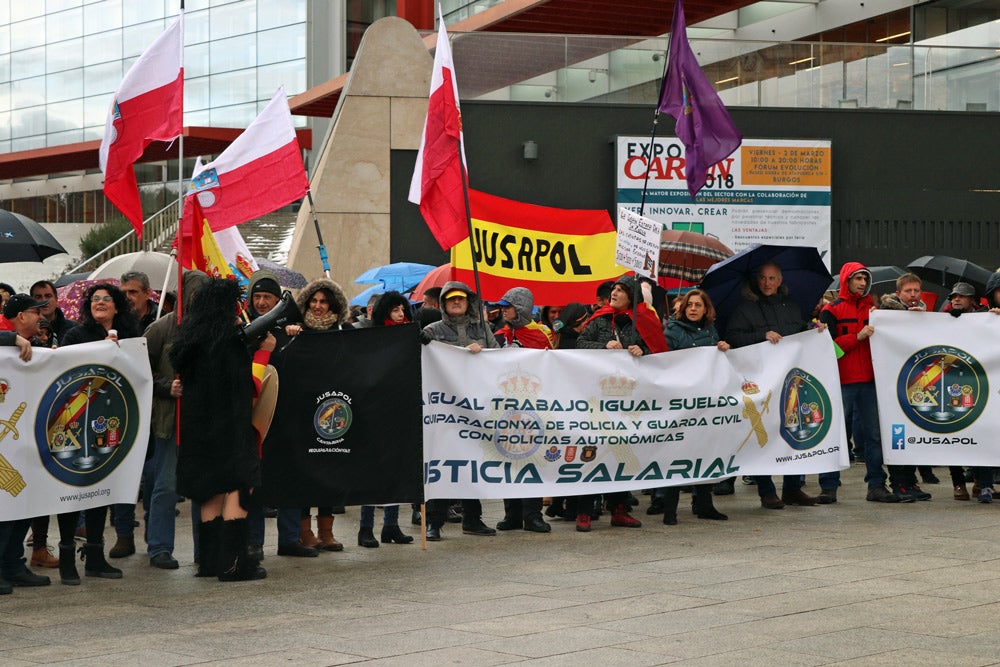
[67, 200, 180, 273]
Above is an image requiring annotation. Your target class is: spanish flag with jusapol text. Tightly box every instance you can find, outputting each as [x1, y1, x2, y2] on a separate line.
[451, 190, 626, 305]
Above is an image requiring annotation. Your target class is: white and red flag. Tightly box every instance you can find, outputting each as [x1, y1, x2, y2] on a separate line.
[181, 86, 309, 234]
[99, 14, 184, 240]
[408, 8, 469, 251]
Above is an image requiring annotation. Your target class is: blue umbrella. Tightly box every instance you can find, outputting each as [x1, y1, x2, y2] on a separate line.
[699, 244, 832, 338]
[350, 283, 389, 307]
[354, 262, 436, 292]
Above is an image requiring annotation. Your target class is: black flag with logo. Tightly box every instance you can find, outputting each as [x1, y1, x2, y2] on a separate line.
[258, 324, 423, 507]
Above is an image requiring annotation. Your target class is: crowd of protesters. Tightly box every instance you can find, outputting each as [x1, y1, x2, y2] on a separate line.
[3, 258, 1000, 594]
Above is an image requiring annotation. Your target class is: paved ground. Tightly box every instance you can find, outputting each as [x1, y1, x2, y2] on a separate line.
[2, 465, 1000, 666]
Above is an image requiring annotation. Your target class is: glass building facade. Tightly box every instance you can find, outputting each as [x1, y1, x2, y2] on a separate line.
[0, 0, 311, 155]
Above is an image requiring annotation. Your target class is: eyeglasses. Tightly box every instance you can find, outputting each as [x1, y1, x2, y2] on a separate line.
[91, 296, 115, 303]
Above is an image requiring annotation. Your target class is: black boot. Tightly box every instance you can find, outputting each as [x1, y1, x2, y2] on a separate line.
[496, 499, 523, 530]
[82, 543, 123, 578]
[358, 527, 379, 548]
[662, 487, 680, 525]
[195, 517, 222, 577]
[694, 485, 728, 520]
[380, 525, 413, 544]
[218, 518, 266, 582]
[59, 542, 80, 585]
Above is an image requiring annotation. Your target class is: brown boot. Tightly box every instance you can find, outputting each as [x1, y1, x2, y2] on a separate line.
[31, 545, 60, 568]
[300, 516, 320, 548]
[315, 515, 344, 552]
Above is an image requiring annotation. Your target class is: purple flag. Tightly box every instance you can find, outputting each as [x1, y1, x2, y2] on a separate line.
[658, 0, 742, 200]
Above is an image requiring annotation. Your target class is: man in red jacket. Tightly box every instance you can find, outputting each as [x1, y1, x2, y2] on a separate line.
[819, 262, 900, 503]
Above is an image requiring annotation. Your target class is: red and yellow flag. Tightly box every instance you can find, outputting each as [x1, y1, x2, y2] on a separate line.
[451, 190, 626, 304]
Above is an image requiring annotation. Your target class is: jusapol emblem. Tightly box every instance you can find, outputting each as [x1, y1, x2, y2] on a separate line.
[314, 397, 352, 440]
[897, 346, 987, 433]
[778, 368, 832, 451]
[34, 366, 140, 486]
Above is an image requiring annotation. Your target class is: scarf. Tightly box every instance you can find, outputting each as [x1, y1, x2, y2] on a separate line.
[304, 310, 338, 331]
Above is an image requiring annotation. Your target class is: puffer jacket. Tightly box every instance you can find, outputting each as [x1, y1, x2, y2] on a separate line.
[820, 261, 874, 384]
[725, 282, 805, 348]
[422, 280, 500, 349]
[664, 316, 720, 350]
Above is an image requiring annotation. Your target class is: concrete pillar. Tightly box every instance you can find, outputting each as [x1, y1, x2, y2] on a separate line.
[285, 17, 432, 297]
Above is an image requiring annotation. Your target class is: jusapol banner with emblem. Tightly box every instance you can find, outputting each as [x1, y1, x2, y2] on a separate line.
[422, 330, 848, 499]
[871, 310, 1000, 466]
[0, 340, 152, 521]
[258, 325, 424, 508]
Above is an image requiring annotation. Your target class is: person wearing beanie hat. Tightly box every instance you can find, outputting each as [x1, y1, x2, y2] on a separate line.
[573, 274, 666, 533]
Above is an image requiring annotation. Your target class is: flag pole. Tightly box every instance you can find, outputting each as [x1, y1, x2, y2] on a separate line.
[175, 0, 186, 451]
[457, 148, 487, 333]
[633, 29, 674, 318]
[306, 190, 331, 279]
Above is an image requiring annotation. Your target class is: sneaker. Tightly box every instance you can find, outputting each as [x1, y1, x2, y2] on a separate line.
[954, 484, 971, 501]
[866, 486, 901, 503]
[610, 505, 642, 527]
[575, 513, 592, 532]
[461, 520, 496, 536]
[909, 483, 932, 501]
[979, 487, 994, 504]
[890, 483, 916, 503]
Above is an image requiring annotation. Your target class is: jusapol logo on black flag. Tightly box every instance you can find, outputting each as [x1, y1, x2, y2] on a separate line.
[314, 391, 353, 444]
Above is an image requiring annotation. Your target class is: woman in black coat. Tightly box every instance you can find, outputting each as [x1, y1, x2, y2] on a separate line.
[170, 279, 275, 581]
[57, 283, 141, 584]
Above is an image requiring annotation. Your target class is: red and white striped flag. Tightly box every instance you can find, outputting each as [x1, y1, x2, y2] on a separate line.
[99, 14, 184, 240]
[181, 86, 308, 234]
[408, 8, 469, 251]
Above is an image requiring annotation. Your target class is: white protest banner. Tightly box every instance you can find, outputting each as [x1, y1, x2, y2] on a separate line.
[616, 137, 832, 268]
[615, 207, 661, 280]
[871, 310, 1000, 466]
[422, 330, 846, 499]
[0, 339, 152, 520]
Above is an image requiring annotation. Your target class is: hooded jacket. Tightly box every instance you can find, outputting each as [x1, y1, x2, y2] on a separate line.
[725, 281, 805, 348]
[985, 272, 1000, 309]
[296, 278, 351, 331]
[820, 261, 874, 384]
[578, 274, 667, 354]
[422, 280, 499, 349]
[495, 286, 552, 349]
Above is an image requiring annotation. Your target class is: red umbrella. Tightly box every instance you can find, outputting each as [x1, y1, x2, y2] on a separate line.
[660, 229, 734, 284]
[409, 263, 453, 303]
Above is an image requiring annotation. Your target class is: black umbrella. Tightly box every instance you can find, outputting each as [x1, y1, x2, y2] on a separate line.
[700, 244, 833, 337]
[907, 255, 994, 294]
[0, 209, 68, 262]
